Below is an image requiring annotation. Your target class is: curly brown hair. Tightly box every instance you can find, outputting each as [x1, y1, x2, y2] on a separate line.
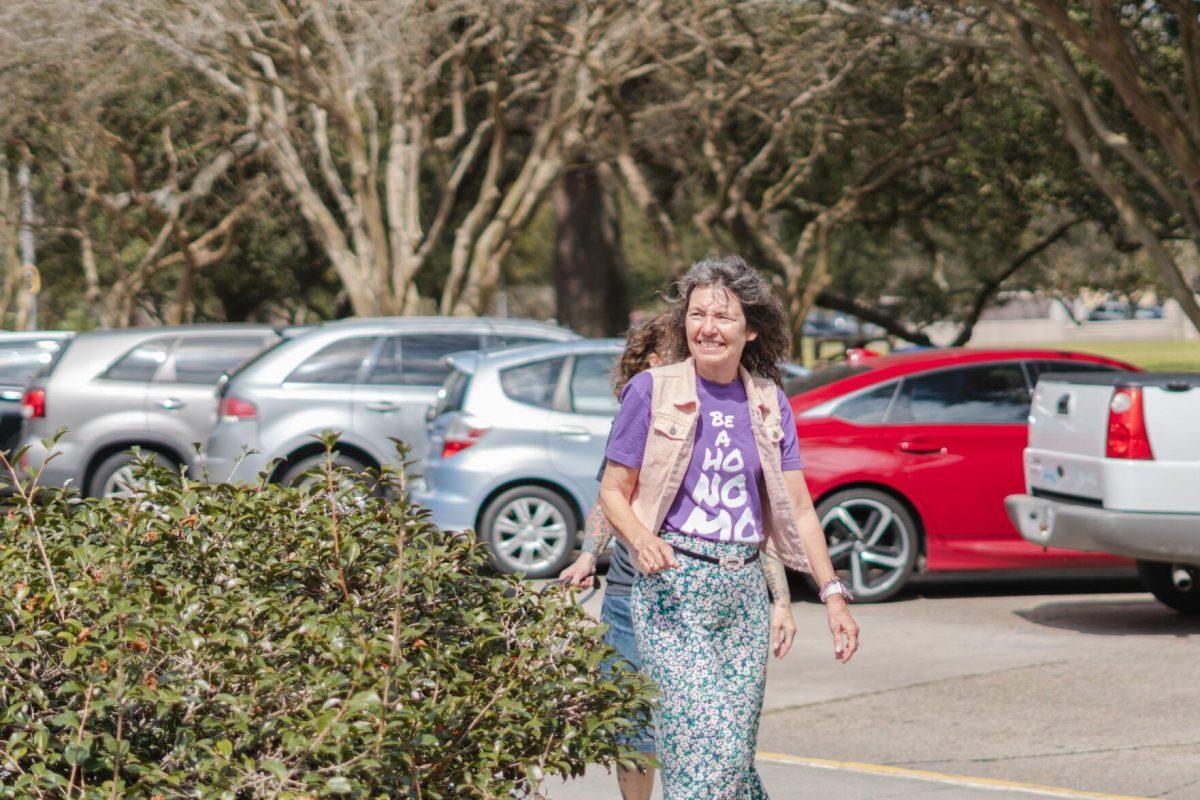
[666, 254, 790, 386]
[612, 311, 678, 397]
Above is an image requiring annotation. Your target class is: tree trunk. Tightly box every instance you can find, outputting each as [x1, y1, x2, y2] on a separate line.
[552, 164, 629, 336]
[0, 159, 17, 326]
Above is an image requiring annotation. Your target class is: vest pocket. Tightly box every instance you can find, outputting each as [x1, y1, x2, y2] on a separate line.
[646, 413, 689, 468]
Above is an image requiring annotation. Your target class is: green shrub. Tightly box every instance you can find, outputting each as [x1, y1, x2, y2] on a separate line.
[0, 437, 652, 798]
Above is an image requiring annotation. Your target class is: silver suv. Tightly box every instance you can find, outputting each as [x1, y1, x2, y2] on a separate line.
[204, 317, 579, 487]
[414, 339, 623, 577]
[19, 325, 279, 496]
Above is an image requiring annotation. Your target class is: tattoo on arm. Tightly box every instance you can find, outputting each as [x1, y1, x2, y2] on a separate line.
[761, 554, 790, 605]
[581, 503, 616, 556]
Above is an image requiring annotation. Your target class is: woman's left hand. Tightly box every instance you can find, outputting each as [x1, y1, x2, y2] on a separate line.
[826, 596, 859, 663]
[770, 603, 797, 658]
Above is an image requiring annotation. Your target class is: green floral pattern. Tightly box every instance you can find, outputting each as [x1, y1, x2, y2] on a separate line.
[632, 531, 770, 799]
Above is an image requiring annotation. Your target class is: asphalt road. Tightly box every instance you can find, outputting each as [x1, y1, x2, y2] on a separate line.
[546, 572, 1200, 800]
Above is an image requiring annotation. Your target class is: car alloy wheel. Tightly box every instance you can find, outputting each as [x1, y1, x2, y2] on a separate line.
[480, 486, 575, 578]
[816, 488, 919, 602]
[102, 464, 154, 498]
[89, 450, 176, 499]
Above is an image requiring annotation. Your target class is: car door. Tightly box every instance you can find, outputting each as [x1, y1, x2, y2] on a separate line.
[149, 335, 275, 457]
[877, 361, 1035, 568]
[547, 350, 621, 507]
[272, 335, 375, 458]
[352, 332, 483, 465]
[86, 336, 173, 443]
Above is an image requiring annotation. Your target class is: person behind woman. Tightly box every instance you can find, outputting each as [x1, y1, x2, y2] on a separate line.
[558, 312, 672, 800]
[560, 311, 803, 799]
[599, 255, 859, 799]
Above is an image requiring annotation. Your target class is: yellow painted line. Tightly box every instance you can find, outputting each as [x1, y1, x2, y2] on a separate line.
[755, 752, 1151, 799]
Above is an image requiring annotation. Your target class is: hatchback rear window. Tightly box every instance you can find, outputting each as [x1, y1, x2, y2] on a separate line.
[432, 369, 471, 419]
[500, 357, 566, 409]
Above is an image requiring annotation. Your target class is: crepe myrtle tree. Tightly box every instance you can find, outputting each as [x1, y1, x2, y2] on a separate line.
[0, 431, 652, 799]
[102, 0, 648, 318]
[597, 0, 976, 351]
[830, 0, 1200, 335]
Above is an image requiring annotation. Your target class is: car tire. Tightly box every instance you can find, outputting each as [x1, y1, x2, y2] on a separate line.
[279, 452, 375, 493]
[812, 488, 920, 603]
[1136, 561, 1200, 614]
[479, 486, 577, 578]
[88, 450, 179, 498]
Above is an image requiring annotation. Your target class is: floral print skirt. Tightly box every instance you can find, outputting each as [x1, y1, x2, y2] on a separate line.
[632, 531, 770, 799]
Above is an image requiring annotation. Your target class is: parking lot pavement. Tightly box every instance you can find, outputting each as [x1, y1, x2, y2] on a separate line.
[548, 755, 1150, 799]
[547, 574, 1200, 799]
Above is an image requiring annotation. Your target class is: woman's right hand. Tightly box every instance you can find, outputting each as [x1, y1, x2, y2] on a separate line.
[628, 532, 679, 575]
[558, 552, 597, 588]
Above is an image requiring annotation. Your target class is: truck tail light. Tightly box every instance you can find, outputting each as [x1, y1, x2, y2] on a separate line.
[1106, 387, 1153, 460]
[21, 388, 45, 419]
[441, 413, 490, 458]
[218, 395, 257, 421]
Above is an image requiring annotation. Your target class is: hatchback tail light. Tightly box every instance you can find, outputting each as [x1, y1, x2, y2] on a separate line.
[21, 388, 45, 419]
[1106, 386, 1153, 460]
[218, 395, 257, 421]
[441, 413, 490, 458]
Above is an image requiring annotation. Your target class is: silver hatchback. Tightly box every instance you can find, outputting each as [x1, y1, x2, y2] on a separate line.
[414, 339, 624, 577]
[204, 317, 580, 487]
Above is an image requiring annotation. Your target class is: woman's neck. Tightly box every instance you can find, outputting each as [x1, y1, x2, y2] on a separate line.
[694, 359, 740, 385]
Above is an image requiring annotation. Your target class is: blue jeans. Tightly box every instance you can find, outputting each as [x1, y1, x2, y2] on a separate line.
[600, 592, 656, 753]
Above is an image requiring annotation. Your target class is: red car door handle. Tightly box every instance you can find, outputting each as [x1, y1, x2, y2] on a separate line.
[899, 440, 947, 455]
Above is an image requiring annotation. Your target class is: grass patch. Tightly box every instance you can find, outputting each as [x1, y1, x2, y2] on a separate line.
[799, 337, 1200, 371]
[1015, 340, 1200, 371]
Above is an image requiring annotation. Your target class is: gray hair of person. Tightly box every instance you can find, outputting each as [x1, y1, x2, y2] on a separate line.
[668, 254, 790, 386]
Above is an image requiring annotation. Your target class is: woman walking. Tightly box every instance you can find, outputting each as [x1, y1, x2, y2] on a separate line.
[560, 310, 809, 799]
[599, 255, 859, 798]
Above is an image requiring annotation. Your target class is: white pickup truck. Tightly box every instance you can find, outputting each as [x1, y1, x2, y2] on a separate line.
[1006, 371, 1200, 613]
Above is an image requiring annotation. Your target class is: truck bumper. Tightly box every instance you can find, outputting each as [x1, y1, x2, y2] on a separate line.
[1006, 494, 1200, 564]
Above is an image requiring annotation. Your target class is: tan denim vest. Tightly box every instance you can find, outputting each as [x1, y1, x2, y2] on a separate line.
[629, 357, 811, 573]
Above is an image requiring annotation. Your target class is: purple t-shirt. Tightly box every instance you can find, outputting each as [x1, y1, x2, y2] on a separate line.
[605, 371, 803, 545]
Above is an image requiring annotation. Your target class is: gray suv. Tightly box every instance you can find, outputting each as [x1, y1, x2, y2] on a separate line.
[203, 317, 579, 487]
[19, 325, 279, 496]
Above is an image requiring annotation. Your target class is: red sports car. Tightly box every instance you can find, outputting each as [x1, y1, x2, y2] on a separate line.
[790, 348, 1137, 601]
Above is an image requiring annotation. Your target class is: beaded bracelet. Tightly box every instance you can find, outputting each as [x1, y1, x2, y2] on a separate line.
[818, 578, 852, 602]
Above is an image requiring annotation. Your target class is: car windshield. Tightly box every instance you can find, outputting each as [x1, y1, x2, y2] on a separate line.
[787, 364, 874, 396]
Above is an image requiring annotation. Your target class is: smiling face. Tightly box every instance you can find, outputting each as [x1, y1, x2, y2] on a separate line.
[685, 284, 757, 381]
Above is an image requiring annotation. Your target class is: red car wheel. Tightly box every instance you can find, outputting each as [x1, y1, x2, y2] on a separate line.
[814, 488, 920, 602]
